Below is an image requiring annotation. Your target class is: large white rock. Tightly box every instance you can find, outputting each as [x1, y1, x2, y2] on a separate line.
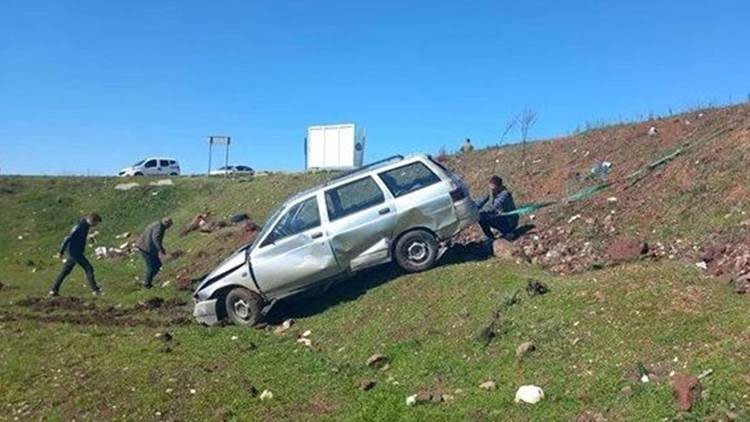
[514, 385, 544, 404]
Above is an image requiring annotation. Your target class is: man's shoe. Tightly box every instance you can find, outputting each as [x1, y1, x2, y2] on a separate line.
[143, 284, 152, 289]
[48, 290, 59, 298]
[92, 289, 103, 297]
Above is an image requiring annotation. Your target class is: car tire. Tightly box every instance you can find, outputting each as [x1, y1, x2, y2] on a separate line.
[224, 287, 263, 326]
[394, 229, 439, 273]
[134, 172, 143, 176]
[169, 172, 178, 176]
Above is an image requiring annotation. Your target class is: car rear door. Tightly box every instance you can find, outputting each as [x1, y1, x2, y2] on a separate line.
[250, 194, 340, 296]
[377, 160, 455, 236]
[323, 175, 397, 271]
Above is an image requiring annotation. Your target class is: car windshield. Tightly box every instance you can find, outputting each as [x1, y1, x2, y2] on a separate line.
[133, 160, 144, 166]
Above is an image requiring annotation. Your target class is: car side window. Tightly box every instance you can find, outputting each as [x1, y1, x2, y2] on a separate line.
[265, 197, 320, 245]
[159, 160, 170, 167]
[169, 160, 176, 166]
[378, 162, 441, 198]
[144, 160, 157, 168]
[325, 176, 385, 221]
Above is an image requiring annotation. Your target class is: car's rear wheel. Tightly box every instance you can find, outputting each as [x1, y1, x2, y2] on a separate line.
[394, 229, 439, 272]
[169, 172, 178, 176]
[134, 172, 143, 176]
[224, 287, 263, 326]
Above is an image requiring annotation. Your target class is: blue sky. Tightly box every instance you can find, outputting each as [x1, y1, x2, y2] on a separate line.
[1, 1, 748, 175]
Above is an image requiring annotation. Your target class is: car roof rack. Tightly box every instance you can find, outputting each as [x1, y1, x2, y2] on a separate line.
[328, 155, 405, 182]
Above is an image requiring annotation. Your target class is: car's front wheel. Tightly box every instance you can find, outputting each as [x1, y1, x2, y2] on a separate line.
[224, 287, 264, 326]
[394, 229, 439, 272]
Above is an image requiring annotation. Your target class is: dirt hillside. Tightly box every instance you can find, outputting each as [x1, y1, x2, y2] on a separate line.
[444, 104, 750, 278]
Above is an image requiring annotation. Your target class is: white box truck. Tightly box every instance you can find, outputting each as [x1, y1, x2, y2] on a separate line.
[306, 123, 365, 170]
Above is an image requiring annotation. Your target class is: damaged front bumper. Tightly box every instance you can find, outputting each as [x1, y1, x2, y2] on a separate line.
[193, 299, 219, 326]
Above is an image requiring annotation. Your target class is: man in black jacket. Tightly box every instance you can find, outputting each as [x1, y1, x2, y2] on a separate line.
[136, 217, 173, 288]
[49, 213, 103, 297]
[475, 175, 519, 241]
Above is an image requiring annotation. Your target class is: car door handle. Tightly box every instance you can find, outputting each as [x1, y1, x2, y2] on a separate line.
[310, 232, 323, 239]
[378, 207, 390, 215]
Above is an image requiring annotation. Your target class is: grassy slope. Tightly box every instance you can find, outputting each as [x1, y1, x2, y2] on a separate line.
[2, 114, 750, 421]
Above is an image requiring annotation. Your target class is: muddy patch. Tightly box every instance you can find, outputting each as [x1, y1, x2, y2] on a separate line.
[11, 295, 191, 327]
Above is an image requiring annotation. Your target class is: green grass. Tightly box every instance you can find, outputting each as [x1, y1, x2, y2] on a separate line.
[1, 176, 749, 421]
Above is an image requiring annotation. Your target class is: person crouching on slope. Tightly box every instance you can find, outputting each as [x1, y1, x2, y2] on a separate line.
[49, 213, 103, 297]
[475, 175, 519, 242]
[136, 217, 173, 289]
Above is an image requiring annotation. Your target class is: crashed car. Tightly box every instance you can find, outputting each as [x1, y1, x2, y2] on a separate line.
[193, 154, 478, 326]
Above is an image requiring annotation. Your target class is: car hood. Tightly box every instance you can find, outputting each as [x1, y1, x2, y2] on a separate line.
[194, 244, 251, 296]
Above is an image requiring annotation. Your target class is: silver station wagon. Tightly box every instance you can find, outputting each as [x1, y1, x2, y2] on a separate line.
[193, 154, 478, 326]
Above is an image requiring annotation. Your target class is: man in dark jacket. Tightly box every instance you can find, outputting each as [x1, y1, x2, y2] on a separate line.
[49, 213, 102, 297]
[136, 217, 173, 288]
[475, 175, 519, 241]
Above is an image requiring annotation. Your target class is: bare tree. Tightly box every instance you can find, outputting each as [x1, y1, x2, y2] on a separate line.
[499, 114, 518, 145]
[519, 107, 538, 168]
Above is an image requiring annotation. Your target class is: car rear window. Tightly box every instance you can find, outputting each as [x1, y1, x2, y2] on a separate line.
[325, 176, 385, 221]
[160, 160, 170, 167]
[378, 162, 441, 198]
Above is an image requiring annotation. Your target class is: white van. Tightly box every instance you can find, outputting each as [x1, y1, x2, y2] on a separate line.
[118, 157, 181, 177]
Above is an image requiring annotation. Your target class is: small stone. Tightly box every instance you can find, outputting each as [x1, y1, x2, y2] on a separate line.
[619, 385, 633, 398]
[358, 379, 376, 391]
[189, 388, 197, 395]
[260, 389, 273, 401]
[516, 341, 536, 359]
[479, 380, 497, 391]
[672, 373, 701, 411]
[514, 385, 544, 404]
[366, 353, 388, 367]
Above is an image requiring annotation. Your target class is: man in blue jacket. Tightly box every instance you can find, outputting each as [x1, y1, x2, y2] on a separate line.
[475, 175, 519, 241]
[136, 217, 173, 289]
[49, 213, 102, 297]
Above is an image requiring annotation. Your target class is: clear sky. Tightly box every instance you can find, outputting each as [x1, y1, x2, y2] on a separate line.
[1, 1, 748, 175]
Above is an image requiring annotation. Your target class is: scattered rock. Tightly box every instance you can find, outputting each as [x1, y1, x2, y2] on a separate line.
[568, 214, 581, 224]
[115, 182, 140, 191]
[240, 342, 257, 352]
[516, 341, 536, 359]
[296, 338, 312, 347]
[492, 238, 516, 259]
[156, 332, 173, 342]
[259, 390, 273, 401]
[149, 179, 174, 186]
[406, 391, 442, 406]
[648, 126, 658, 136]
[479, 380, 497, 391]
[358, 379, 376, 391]
[605, 237, 648, 263]
[514, 385, 544, 404]
[273, 319, 294, 333]
[526, 279, 549, 296]
[672, 373, 701, 411]
[366, 353, 388, 368]
[619, 385, 633, 399]
[696, 261, 708, 271]
[700, 243, 727, 263]
[733, 274, 750, 294]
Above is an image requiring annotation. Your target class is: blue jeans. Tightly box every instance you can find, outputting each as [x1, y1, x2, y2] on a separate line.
[479, 211, 518, 239]
[139, 250, 162, 288]
[51, 253, 99, 293]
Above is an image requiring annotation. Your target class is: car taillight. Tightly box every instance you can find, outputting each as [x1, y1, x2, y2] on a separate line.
[450, 187, 466, 202]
